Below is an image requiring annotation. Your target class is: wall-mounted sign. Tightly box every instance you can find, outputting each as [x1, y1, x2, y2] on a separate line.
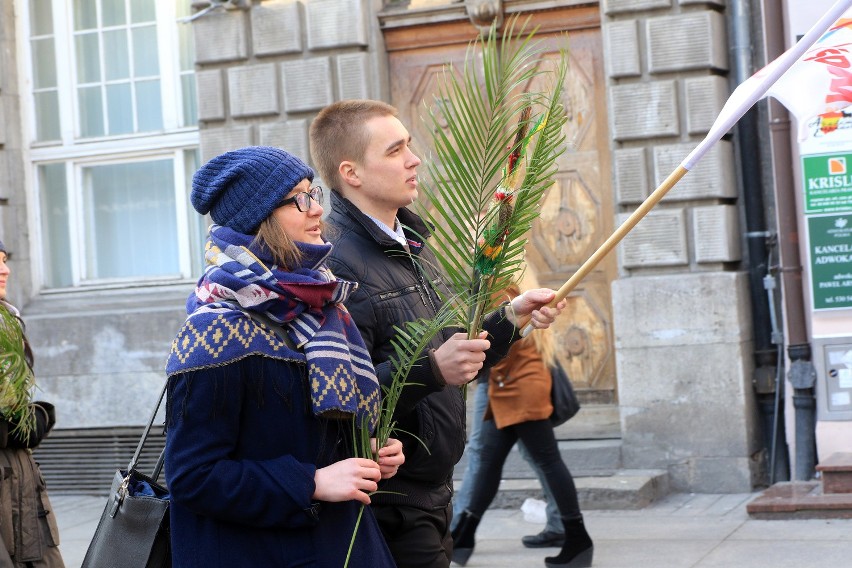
[808, 213, 852, 310]
[823, 344, 852, 413]
[802, 153, 852, 214]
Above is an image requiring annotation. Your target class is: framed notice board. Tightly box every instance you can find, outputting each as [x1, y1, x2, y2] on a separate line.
[802, 153, 852, 214]
[808, 213, 852, 310]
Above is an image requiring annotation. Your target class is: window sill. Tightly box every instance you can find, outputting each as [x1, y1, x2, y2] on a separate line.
[23, 280, 196, 319]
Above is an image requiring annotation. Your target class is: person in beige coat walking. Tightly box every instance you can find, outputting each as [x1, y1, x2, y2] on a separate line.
[451, 273, 593, 568]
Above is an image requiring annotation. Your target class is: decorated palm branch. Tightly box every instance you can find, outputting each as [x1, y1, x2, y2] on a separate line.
[348, 19, 568, 563]
[414, 17, 568, 336]
[0, 304, 36, 437]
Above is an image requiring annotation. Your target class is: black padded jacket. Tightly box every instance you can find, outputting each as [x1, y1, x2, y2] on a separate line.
[325, 191, 519, 510]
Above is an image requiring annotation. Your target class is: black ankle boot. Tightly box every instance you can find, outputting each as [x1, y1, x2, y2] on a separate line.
[450, 510, 480, 566]
[544, 516, 593, 568]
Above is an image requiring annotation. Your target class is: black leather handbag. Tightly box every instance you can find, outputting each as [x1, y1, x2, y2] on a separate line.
[549, 361, 581, 427]
[81, 382, 171, 568]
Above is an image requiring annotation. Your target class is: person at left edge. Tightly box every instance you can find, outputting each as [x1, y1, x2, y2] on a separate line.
[0, 239, 65, 568]
[165, 146, 404, 568]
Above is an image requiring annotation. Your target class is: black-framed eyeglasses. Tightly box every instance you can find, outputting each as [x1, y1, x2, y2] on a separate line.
[280, 185, 323, 212]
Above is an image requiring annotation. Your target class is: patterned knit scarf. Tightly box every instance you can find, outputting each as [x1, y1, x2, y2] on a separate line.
[166, 225, 380, 429]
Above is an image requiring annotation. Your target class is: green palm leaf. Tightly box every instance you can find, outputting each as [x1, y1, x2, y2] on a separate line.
[413, 17, 569, 335]
[369, 301, 460, 453]
[0, 304, 36, 437]
[346, 303, 457, 568]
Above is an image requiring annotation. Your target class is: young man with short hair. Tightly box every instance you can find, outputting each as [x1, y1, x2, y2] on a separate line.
[310, 99, 564, 568]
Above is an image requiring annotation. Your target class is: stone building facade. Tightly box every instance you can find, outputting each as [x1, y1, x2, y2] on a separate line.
[184, 0, 765, 492]
[1, 0, 847, 494]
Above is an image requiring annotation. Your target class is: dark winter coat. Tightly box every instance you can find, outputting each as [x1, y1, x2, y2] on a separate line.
[165, 354, 396, 568]
[0, 403, 64, 568]
[325, 191, 518, 510]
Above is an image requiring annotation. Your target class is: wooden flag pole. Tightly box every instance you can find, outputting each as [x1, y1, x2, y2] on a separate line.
[519, 0, 852, 336]
[521, 165, 688, 336]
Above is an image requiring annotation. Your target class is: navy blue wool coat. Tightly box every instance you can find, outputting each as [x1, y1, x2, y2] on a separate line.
[165, 355, 396, 568]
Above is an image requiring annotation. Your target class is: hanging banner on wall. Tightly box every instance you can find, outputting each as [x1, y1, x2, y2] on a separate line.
[808, 213, 852, 310]
[802, 152, 852, 214]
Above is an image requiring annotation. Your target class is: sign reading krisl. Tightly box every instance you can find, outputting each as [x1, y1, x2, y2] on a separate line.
[808, 213, 852, 310]
[802, 153, 852, 214]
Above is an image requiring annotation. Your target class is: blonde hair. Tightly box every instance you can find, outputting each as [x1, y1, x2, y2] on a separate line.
[515, 267, 557, 368]
[309, 99, 398, 190]
[253, 216, 302, 271]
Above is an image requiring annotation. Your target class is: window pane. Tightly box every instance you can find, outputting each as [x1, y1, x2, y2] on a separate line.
[177, 14, 194, 72]
[73, 0, 98, 30]
[184, 148, 206, 276]
[103, 29, 129, 81]
[101, 0, 126, 26]
[34, 91, 61, 141]
[130, 0, 156, 24]
[29, 0, 54, 36]
[38, 164, 73, 288]
[83, 160, 178, 279]
[106, 83, 133, 135]
[181, 74, 197, 127]
[32, 38, 57, 89]
[78, 86, 104, 137]
[176, 7, 196, 127]
[132, 25, 159, 77]
[135, 80, 162, 131]
[75, 32, 101, 83]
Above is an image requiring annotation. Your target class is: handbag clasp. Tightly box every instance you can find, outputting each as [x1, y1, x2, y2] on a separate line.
[108, 475, 130, 518]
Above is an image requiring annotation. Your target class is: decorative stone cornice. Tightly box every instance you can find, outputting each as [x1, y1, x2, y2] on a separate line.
[465, 0, 503, 31]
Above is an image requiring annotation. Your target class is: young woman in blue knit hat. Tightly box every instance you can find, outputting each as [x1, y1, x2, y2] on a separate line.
[165, 146, 404, 567]
[0, 239, 66, 567]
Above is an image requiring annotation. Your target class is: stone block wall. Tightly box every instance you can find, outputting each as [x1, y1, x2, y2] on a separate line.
[613, 273, 760, 492]
[602, 0, 760, 491]
[604, 2, 739, 269]
[24, 288, 189, 428]
[0, 1, 33, 310]
[192, 0, 386, 169]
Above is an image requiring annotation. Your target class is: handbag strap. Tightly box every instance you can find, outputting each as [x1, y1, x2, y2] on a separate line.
[126, 380, 168, 477]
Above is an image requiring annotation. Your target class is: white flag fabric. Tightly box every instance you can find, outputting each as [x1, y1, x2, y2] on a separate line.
[683, 0, 852, 170]
[766, 13, 852, 140]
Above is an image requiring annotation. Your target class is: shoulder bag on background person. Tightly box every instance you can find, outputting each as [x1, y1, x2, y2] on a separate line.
[81, 381, 171, 568]
[549, 361, 581, 427]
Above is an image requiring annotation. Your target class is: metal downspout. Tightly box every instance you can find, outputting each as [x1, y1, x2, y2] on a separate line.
[730, 0, 791, 483]
[762, 0, 817, 481]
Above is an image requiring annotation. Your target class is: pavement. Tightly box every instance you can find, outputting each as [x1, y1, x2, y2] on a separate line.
[51, 492, 852, 568]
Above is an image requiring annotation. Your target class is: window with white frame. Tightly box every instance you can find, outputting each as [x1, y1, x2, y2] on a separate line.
[23, 0, 203, 289]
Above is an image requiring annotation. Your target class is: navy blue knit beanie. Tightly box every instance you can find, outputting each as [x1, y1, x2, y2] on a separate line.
[191, 146, 314, 234]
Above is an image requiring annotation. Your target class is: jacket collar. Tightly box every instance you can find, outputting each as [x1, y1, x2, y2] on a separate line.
[329, 190, 430, 254]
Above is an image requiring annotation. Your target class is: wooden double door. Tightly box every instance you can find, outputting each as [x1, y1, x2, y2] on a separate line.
[383, 5, 617, 405]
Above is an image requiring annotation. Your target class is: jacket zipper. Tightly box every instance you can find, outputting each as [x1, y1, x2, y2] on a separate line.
[409, 254, 438, 312]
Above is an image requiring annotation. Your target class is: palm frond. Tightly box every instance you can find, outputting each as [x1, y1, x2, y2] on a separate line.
[350, 298, 460, 460]
[415, 17, 569, 334]
[0, 305, 36, 437]
[373, 302, 460, 449]
[345, 302, 458, 567]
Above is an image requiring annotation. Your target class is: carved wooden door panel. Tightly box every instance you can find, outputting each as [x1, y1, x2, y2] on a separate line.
[384, 6, 617, 405]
